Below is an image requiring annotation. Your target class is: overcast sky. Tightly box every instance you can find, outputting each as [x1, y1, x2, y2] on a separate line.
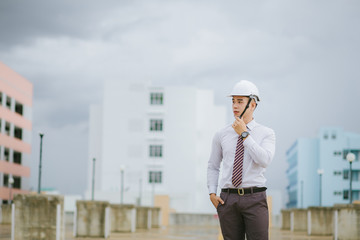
[1, 0, 360, 204]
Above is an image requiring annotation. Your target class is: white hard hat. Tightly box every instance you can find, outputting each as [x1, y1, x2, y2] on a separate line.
[228, 80, 260, 102]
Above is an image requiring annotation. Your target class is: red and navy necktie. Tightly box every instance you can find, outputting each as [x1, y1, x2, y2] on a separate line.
[232, 136, 244, 187]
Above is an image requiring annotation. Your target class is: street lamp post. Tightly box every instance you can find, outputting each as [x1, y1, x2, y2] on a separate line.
[138, 178, 142, 206]
[346, 152, 356, 204]
[317, 169, 324, 207]
[151, 172, 155, 206]
[120, 166, 124, 204]
[300, 180, 304, 208]
[38, 133, 44, 194]
[91, 158, 96, 201]
[8, 177, 14, 205]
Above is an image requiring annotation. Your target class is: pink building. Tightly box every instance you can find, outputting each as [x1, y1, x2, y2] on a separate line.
[0, 62, 32, 203]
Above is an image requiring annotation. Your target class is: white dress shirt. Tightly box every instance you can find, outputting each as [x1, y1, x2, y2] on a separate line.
[207, 119, 276, 194]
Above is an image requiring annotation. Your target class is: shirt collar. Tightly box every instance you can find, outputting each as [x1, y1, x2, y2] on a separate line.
[246, 119, 257, 131]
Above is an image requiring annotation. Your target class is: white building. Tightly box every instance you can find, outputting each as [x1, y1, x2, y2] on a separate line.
[86, 80, 226, 213]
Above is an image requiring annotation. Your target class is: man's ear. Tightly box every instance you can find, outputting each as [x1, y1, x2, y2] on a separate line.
[251, 100, 257, 110]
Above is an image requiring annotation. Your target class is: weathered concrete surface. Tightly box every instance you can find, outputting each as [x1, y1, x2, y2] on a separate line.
[1, 224, 335, 240]
[76, 200, 110, 237]
[335, 204, 360, 240]
[169, 213, 219, 226]
[281, 209, 291, 230]
[136, 207, 151, 229]
[110, 204, 136, 232]
[308, 207, 334, 236]
[292, 209, 307, 232]
[0, 204, 12, 224]
[151, 207, 161, 228]
[13, 194, 65, 240]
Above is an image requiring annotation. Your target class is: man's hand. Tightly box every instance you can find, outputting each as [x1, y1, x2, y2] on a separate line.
[210, 193, 224, 209]
[232, 116, 247, 135]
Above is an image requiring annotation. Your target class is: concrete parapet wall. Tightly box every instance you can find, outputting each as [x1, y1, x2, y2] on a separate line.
[110, 204, 136, 232]
[76, 200, 110, 238]
[281, 209, 291, 230]
[151, 207, 161, 228]
[65, 211, 74, 226]
[136, 206, 151, 229]
[308, 207, 333, 236]
[169, 213, 219, 226]
[0, 204, 12, 224]
[292, 209, 307, 232]
[13, 194, 65, 240]
[335, 204, 360, 240]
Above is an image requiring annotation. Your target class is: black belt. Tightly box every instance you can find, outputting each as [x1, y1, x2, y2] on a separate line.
[222, 187, 267, 195]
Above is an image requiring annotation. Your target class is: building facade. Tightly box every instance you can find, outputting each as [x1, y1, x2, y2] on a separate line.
[0, 62, 33, 204]
[286, 127, 360, 208]
[86, 80, 226, 213]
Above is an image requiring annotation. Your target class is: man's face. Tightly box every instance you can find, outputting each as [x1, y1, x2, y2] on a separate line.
[232, 96, 250, 117]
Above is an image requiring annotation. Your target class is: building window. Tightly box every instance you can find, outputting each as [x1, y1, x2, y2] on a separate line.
[5, 122, 10, 136]
[149, 145, 163, 157]
[331, 133, 336, 139]
[333, 151, 342, 156]
[150, 92, 163, 105]
[13, 176, 21, 189]
[3, 174, 9, 186]
[149, 171, 162, 184]
[4, 148, 10, 161]
[323, 134, 328, 139]
[14, 126, 22, 140]
[352, 170, 360, 182]
[353, 191, 360, 201]
[15, 101, 23, 115]
[343, 190, 349, 200]
[13, 151, 22, 164]
[0, 92, 2, 105]
[333, 171, 342, 176]
[6, 96, 11, 109]
[150, 119, 163, 131]
[334, 191, 342, 196]
[343, 170, 360, 181]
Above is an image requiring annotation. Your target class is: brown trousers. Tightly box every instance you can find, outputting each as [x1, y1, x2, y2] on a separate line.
[217, 190, 269, 240]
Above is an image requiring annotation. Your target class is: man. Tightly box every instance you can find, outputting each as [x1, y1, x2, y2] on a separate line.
[207, 80, 276, 240]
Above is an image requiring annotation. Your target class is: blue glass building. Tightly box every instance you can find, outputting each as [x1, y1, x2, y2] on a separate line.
[286, 127, 360, 208]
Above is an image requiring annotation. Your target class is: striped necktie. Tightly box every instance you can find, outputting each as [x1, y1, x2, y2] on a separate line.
[232, 136, 244, 187]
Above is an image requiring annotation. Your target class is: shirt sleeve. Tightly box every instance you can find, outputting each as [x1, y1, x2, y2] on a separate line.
[243, 128, 276, 168]
[207, 131, 223, 194]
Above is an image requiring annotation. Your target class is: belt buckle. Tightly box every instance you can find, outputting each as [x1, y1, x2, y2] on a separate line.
[237, 188, 244, 196]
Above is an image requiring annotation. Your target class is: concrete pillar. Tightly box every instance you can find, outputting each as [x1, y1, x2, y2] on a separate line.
[136, 206, 151, 229]
[281, 209, 291, 230]
[335, 204, 360, 240]
[12, 194, 65, 240]
[110, 204, 136, 233]
[0, 204, 12, 224]
[75, 201, 110, 238]
[307, 207, 334, 236]
[151, 207, 161, 228]
[291, 209, 307, 232]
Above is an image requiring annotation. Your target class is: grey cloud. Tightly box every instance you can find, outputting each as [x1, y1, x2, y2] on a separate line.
[0, 0, 135, 49]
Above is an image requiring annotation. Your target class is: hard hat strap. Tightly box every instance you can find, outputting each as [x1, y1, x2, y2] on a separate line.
[239, 96, 254, 119]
